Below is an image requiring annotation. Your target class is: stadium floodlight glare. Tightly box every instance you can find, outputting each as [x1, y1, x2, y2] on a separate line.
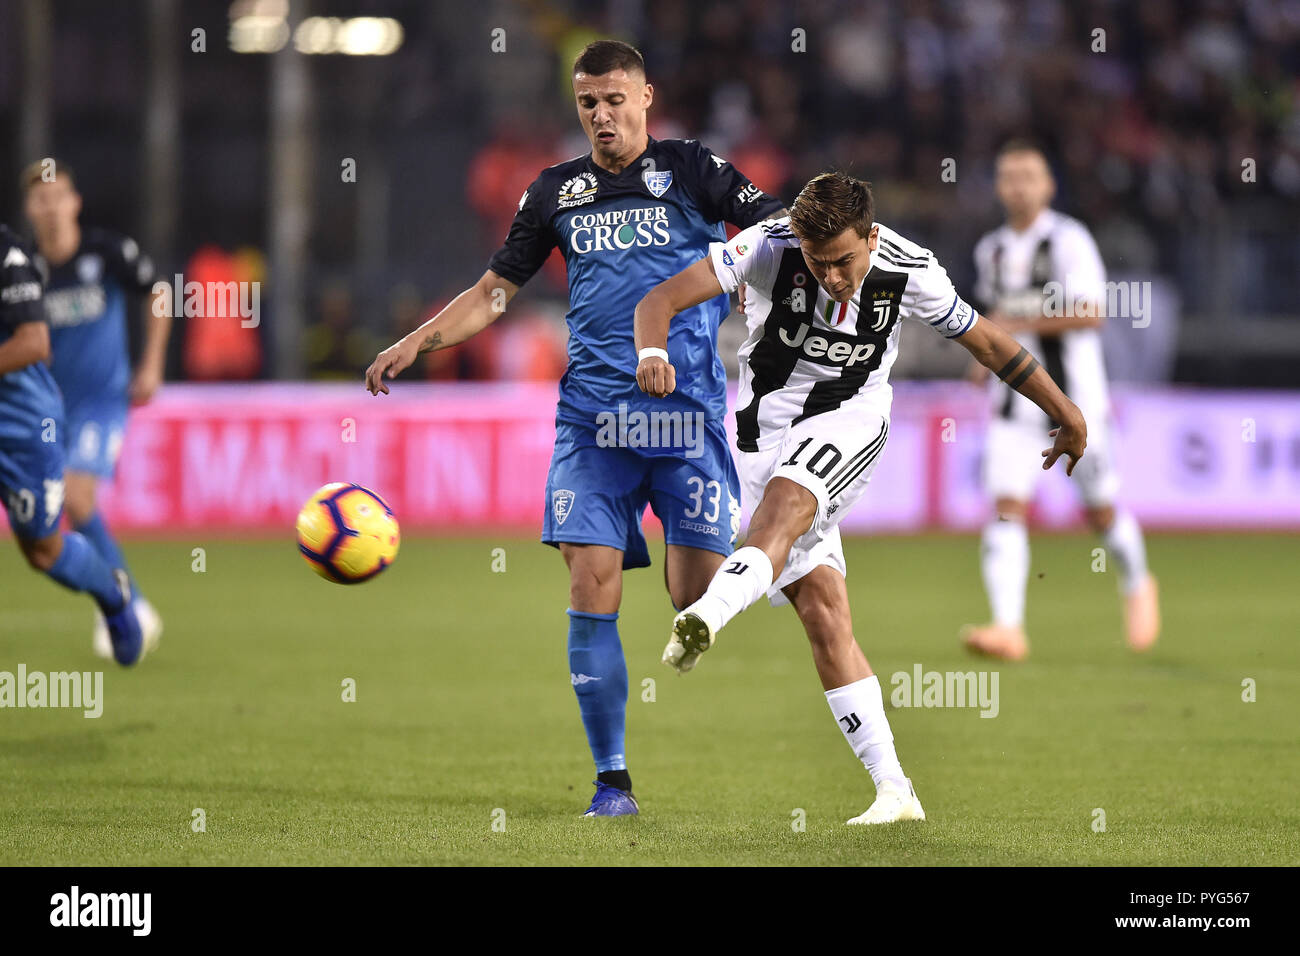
[293, 15, 338, 54]
[295, 17, 404, 55]
[229, 15, 290, 54]
[228, 3, 402, 57]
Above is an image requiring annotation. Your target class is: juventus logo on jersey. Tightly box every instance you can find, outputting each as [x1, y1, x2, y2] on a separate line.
[867, 291, 898, 332]
[839, 712, 862, 733]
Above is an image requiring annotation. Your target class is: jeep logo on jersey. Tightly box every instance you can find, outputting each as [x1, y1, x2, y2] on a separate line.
[778, 322, 878, 368]
[552, 489, 575, 525]
[569, 207, 671, 255]
[642, 169, 672, 198]
[557, 172, 598, 209]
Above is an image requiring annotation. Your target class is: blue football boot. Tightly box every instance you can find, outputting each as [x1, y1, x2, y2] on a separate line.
[103, 570, 144, 666]
[582, 780, 639, 817]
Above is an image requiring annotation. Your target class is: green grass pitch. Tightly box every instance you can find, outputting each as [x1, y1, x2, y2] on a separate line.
[1, 532, 1297, 866]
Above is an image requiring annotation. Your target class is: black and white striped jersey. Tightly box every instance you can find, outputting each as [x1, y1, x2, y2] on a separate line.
[972, 208, 1110, 426]
[710, 217, 977, 452]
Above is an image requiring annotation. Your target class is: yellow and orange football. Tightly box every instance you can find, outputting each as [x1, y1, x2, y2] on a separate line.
[296, 482, 400, 584]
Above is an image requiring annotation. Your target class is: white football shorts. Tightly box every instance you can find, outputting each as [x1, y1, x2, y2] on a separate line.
[981, 413, 1119, 507]
[736, 410, 889, 606]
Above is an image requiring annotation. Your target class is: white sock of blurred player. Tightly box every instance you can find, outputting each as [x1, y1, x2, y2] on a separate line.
[1101, 509, 1148, 594]
[981, 517, 1029, 628]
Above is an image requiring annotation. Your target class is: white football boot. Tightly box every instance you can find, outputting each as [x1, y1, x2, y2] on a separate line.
[92, 608, 112, 660]
[846, 778, 926, 825]
[93, 597, 163, 661]
[662, 609, 717, 675]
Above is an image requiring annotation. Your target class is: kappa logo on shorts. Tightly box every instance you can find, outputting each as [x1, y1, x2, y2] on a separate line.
[552, 489, 576, 525]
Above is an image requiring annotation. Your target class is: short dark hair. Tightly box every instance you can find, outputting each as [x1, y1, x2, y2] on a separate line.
[572, 39, 645, 78]
[789, 171, 875, 243]
[996, 137, 1047, 161]
[20, 158, 76, 194]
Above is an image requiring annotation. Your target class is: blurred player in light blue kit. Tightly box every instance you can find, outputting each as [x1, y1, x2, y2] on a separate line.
[0, 222, 152, 663]
[22, 161, 170, 657]
[366, 41, 786, 815]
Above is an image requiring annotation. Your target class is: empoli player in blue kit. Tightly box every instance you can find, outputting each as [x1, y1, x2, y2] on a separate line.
[366, 41, 785, 815]
[0, 223, 147, 663]
[22, 161, 169, 657]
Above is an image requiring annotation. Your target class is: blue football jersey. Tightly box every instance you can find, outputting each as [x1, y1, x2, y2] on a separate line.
[0, 225, 61, 443]
[37, 227, 155, 406]
[488, 137, 784, 425]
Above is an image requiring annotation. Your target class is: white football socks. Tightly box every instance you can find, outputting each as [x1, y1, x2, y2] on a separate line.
[826, 675, 906, 791]
[981, 518, 1029, 628]
[1102, 508, 1149, 595]
[685, 546, 774, 632]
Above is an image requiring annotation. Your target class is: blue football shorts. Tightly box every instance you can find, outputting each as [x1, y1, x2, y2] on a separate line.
[62, 395, 128, 479]
[0, 429, 66, 540]
[542, 416, 741, 570]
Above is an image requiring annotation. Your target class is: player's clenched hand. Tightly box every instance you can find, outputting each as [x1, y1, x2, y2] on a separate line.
[636, 356, 676, 398]
[1042, 414, 1087, 476]
[365, 338, 418, 395]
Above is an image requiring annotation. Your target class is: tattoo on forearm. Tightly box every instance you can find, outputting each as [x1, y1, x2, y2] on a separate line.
[421, 330, 443, 352]
[1007, 358, 1039, 390]
[994, 345, 1040, 391]
[995, 347, 1028, 380]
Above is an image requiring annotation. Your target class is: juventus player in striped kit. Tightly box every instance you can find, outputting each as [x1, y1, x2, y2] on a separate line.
[961, 141, 1159, 661]
[634, 172, 1086, 824]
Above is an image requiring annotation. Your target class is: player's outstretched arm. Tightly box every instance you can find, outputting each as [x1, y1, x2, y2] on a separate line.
[365, 269, 519, 395]
[633, 257, 725, 398]
[956, 316, 1088, 475]
[130, 286, 172, 405]
[0, 320, 50, 376]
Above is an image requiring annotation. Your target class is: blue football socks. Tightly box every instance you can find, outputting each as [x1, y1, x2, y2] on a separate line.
[567, 610, 629, 774]
[46, 531, 126, 614]
[75, 511, 134, 591]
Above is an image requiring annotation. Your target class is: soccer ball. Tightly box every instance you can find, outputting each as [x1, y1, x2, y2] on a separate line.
[296, 482, 400, 584]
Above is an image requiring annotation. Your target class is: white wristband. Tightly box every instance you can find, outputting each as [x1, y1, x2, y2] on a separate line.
[638, 347, 669, 364]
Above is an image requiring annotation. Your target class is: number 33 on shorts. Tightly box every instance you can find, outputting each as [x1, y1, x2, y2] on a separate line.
[682, 475, 741, 545]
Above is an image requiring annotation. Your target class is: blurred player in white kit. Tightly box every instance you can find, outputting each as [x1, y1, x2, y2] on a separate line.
[962, 140, 1159, 661]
